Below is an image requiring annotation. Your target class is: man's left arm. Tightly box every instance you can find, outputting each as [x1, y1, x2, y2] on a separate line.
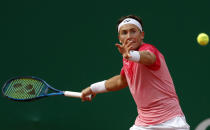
[139, 50, 156, 66]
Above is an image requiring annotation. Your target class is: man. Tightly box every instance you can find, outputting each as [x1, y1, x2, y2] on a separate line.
[81, 15, 190, 130]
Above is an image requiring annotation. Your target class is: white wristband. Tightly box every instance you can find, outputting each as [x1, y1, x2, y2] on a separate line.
[128, 50, 140, 62]
[90, 80, 108, 94]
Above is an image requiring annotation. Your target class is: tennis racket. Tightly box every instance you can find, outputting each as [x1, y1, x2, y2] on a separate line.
[2, 76, 89, 101]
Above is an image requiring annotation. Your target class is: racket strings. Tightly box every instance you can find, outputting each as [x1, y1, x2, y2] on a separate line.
[4, 78, 47, 99]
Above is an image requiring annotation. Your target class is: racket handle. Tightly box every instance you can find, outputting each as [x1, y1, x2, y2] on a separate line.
[64, 91, 91, 99]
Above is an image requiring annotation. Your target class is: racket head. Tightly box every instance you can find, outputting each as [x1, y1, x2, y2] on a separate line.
[2, 76, 62, 101]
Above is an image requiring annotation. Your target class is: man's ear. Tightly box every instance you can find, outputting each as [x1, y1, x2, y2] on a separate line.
[141, 31, 145, 40]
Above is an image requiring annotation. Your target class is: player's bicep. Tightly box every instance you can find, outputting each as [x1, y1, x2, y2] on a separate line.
[140, 50, 156, 66]
[106, 75, 128, 91]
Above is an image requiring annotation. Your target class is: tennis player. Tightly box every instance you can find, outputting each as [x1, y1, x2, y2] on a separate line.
[81, 15, 190, 130]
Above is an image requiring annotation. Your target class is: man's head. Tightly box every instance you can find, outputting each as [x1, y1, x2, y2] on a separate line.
[117, 15, 144, 50]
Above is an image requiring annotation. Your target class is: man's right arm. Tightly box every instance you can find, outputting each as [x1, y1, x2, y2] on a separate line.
[81, 74, 128, 101]
[105, 74, 128, 91]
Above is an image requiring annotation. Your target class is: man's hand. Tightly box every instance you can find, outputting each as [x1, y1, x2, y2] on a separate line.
[81, 87, 96, 102]
[115, 42, 132, 59]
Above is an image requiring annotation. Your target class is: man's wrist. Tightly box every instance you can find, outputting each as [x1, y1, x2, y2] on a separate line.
[128, 50, 140, 62]
[90, 80, 108, 94]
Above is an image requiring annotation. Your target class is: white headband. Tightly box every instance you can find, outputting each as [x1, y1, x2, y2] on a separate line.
[118, 18, 142, 33]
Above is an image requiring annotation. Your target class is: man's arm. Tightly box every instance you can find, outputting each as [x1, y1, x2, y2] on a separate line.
[139, 50, 156, 66]
[81, 74, 127, 101]
[115, 43, 156, 66]
[105, 74, 128, 91]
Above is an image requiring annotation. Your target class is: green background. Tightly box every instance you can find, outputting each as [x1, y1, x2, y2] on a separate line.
[1, 0, 210, 129]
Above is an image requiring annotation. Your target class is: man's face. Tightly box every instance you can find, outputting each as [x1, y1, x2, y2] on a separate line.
[118, 24, 144, 50]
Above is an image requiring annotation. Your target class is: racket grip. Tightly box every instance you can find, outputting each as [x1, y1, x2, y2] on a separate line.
[64, 91, 91, 99]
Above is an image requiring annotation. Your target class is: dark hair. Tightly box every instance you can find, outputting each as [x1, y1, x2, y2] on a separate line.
[116, 15, 143, 32]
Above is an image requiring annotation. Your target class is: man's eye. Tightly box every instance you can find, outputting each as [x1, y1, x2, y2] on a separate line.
[131, 30, 136, 34]
[121, 31, 127, 35]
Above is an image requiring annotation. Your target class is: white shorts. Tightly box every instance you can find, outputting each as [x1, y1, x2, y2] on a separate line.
[129, 116, 190, 130]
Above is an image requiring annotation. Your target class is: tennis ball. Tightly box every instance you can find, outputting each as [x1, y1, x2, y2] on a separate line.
[197, 33, 209, 46]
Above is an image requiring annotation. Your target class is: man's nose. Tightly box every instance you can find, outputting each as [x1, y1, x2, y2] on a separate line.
[127, 32, 133, 38]
[127, 32, 133, 39]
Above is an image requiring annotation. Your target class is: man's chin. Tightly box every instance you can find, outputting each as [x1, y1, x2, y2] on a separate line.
[131, 46, 140, 50]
